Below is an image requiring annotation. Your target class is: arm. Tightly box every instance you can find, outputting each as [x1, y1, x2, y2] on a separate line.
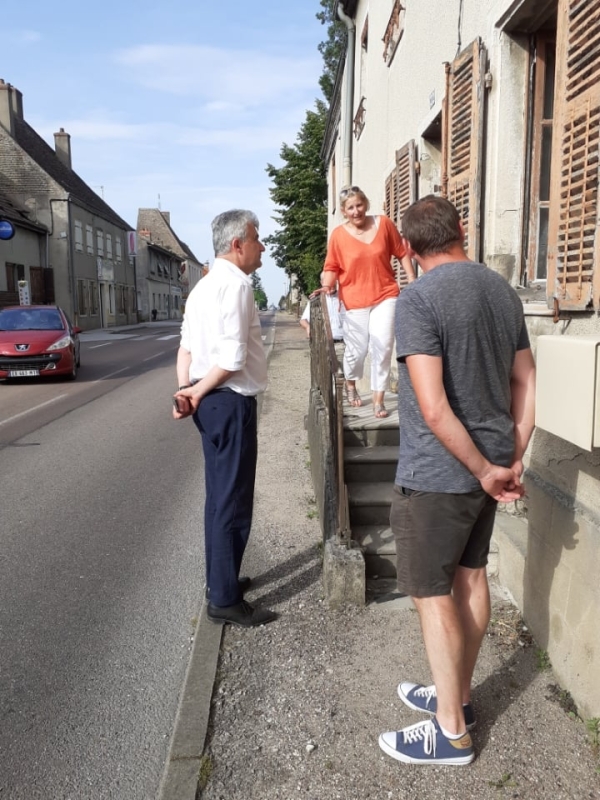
[509, 347, 536, 476]
[175, 364, 236, 415]
[299, 318, 311, 338]
[406, 354, 523, 502]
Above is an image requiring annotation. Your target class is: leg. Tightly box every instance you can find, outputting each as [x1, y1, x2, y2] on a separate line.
[196, 391, 257, 607]
[452, 565, 491, 704]
[367, 298, 396, 412]
[412, 594, 466, 735]
[390, 487, 492, 734]
[343, 306, 371, 405]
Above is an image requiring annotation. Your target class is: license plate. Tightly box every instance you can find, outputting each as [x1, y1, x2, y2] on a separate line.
[9, 369, 39, 377]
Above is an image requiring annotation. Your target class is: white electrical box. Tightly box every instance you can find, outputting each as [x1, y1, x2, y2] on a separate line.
[535, 335, 600, 451]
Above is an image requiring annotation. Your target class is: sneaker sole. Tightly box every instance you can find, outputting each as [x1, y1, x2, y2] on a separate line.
[378, 734, 475, 766]
[397, 686, 476, 731]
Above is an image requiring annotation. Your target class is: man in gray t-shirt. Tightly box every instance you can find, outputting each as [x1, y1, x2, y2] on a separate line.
[378, 196, 536, 768]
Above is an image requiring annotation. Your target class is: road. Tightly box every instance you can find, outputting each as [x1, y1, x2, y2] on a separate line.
[0, 314, 276, 800]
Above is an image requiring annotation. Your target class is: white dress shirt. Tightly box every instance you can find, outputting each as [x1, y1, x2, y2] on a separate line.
[180, 258, 268, 396]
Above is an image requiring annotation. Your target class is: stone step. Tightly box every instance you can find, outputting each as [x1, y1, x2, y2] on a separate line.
[344, 445, 398, 483]
[344, 426, 399, 448]
[347, 481, 394, 525]
[353, 523, 397, 579]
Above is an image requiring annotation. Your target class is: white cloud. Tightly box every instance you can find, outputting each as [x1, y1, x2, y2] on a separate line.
[3, 29, 42, 45]
[114, 44, 320, 106]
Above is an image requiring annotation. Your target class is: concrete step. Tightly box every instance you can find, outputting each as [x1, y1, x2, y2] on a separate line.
[344, 426, 399, 448]
[353, 523, 396, 579]
[344, 445, 398, 483]
[347, 481, 394, 525]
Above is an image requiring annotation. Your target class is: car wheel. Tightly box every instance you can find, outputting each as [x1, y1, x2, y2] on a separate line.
[66, 357, 78, 381]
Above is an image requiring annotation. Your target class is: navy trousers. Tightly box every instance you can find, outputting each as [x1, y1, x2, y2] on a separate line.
[194, 388, 257, 607]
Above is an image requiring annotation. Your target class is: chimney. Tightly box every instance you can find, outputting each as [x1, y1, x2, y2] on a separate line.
[10, 85, 23, 119]
[54, 127, 72, 169]
[0, 79, 15, 136]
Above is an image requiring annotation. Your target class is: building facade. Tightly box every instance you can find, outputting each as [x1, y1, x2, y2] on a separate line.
[0, 80, 135, 330]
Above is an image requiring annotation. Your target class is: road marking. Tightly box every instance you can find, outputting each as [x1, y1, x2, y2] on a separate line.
[157, 334, 179, 341]
[89, 342, 113, 349]
[0, 395, 68, 426]
[143, 351, 167, 361]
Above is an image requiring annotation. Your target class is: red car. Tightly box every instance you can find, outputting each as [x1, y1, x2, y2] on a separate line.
[0, 305, 81, 381]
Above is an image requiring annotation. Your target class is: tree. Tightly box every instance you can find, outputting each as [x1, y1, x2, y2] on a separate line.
[316, 0, 347, 103]
[252, 271, 268, 310]
[264, 102, 328, 296]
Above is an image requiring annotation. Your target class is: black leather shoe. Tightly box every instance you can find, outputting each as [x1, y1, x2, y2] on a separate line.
[206, 600, 277, 627]
[205, 576, 252, 600]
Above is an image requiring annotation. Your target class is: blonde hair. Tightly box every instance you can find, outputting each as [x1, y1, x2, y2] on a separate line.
[339, 185, 370, 211]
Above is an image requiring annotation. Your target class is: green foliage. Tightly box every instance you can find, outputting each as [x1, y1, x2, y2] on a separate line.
[536, 648, 552, 671]
[251, 271, 268, 310]
[264, 102, 328, 296]
[316, 0, 347, 103]
[586, 717, 600, 749]
[488, 773, 516, 790]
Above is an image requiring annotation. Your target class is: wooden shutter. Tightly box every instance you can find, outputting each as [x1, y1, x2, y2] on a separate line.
[385, 140, 417, 285]
[547, 0, 600, 310]
[442, 38, 486, 261]
[396, 140, 417, 286]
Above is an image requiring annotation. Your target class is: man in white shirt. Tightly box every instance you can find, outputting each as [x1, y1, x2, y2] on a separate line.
[173, 209, 277, 627]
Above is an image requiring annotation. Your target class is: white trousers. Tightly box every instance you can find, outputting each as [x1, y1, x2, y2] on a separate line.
[342, 297, 397, 391]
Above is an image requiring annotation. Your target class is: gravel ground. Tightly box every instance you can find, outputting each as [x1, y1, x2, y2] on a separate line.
[198, 312, 600, 800]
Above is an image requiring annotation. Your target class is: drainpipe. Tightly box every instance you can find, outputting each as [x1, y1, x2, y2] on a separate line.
[337, 2, 356, 187]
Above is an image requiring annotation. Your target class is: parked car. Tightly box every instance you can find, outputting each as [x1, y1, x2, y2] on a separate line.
[0, 305, 81, 381]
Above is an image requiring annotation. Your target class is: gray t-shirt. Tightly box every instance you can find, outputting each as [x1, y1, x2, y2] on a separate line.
[395, 261, 530, 493]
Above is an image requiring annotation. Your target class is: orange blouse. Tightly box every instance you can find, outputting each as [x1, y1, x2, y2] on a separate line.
[323, 215, 406, 310]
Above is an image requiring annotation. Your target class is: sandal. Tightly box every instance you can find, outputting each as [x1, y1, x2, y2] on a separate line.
[373, 403, 389, 419]
[345, 383, 362, 407]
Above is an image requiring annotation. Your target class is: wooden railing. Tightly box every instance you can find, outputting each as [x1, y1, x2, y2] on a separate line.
[308, 295, 351, 546]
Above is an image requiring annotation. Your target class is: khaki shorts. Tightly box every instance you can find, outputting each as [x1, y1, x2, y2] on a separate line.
[390, 484, 497, 598]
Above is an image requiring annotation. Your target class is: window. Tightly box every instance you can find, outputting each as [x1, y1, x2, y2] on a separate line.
[96, 229, 104, 256]
[74, 220, 83, 252]
[86, 224, 94, 255]
[115, 235, 122, 262]
[353, 97, 366, 139]
[523, 34, 556, 285]
[106, 233, 113, 261]
[108, 283, 115, 315]
[89, 282, 99, 315]
[383, 1, 405, 66]
[118, 284, 126, 314]
[77, 280, 88, 316]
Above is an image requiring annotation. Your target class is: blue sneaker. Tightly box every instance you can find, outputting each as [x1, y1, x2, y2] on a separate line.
[379, 717, 474, 765]
[398, 682, 476, 731]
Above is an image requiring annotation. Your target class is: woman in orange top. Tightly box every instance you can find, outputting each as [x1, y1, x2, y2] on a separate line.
[318, 186, 415, 417]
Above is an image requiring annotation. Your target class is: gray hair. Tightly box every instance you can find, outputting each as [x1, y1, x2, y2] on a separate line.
[211, 209, 260, 256]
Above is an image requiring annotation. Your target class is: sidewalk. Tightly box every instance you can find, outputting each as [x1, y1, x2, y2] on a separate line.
[163, 312, 599, 800]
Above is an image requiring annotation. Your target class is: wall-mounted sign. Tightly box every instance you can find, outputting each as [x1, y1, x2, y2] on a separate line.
[0, 219, 15, 240]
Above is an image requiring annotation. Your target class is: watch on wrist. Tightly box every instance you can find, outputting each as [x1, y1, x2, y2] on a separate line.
[178, 384, 192, 390]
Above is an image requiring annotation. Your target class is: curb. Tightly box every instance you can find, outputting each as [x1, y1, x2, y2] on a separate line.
[157, 604, 223, 800]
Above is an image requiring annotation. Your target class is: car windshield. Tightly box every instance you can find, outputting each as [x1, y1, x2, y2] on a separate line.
[0, 309, 64, 331]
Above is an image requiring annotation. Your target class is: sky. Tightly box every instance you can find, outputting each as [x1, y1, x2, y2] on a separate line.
[1, 1, 326, 305]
